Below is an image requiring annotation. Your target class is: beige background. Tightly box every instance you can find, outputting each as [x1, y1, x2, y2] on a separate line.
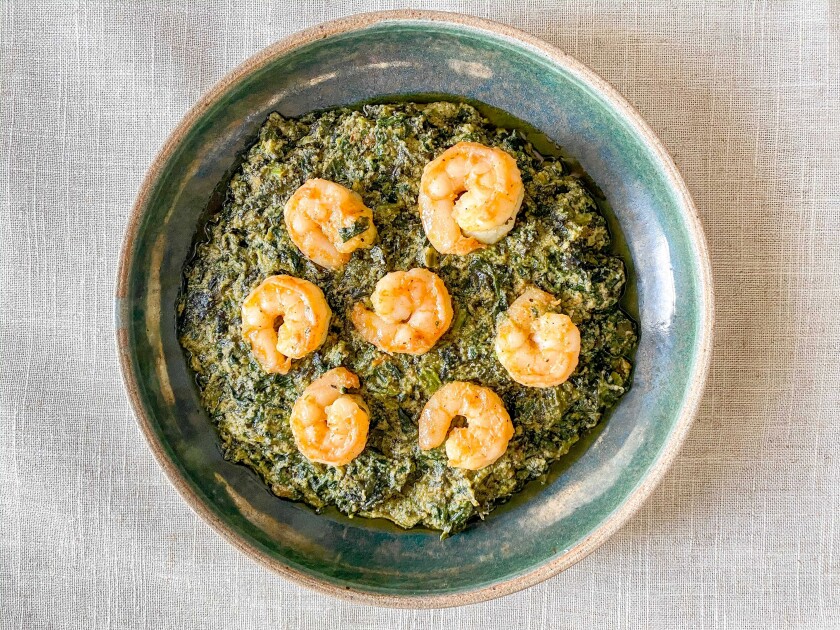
[1, 1, 838, 628]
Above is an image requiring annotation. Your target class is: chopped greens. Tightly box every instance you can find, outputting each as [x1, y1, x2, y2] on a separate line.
[338, 216, 371, 242]
[177, 101, 637, 535]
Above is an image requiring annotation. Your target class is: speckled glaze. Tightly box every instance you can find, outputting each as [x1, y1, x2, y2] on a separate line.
[115, 11, 713, 607]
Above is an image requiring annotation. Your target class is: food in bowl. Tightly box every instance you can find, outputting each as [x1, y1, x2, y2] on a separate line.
[177, 100, 637, 535]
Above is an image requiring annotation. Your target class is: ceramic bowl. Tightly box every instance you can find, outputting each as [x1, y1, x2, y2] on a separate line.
[116, 10, 713, 607]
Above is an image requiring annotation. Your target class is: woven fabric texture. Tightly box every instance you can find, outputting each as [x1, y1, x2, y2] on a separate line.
[1, 1, 838, 628]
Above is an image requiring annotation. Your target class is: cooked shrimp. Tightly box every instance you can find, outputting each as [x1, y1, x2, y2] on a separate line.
[290, 367, 369, 466]
[418, 141, 524, 255]
[284, 178, 377, 269]
[419, 381, 514, 470]
[495, 286, 581, 387]
[351, 268, 453, 355]
[241, 275, 331, 374]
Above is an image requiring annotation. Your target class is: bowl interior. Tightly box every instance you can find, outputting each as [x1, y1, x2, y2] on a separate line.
[118, 16, 709, 601]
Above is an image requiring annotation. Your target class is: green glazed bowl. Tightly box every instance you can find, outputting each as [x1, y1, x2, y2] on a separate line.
[116, 10, 713, 607]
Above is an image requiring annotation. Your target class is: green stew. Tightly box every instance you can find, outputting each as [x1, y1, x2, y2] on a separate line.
[177, 101, 637, 535]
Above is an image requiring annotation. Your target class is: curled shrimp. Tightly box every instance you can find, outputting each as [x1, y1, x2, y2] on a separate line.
[495, 286, 581, 387]
[351, 268, 453, 355]
[241, 275, 331, 374]
[290, 367, 369, 466]
[418, 141, 524, 255]
[419, 381, 514, 470]
[284, 178, 377, 269]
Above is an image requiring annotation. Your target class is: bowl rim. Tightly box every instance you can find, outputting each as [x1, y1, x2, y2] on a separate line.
[115, 9, 714, 608]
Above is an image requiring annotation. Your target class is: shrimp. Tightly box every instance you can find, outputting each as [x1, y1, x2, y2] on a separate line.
[289, 367, 369, 466]
[495, 286, 581, 388]
[419, 381, 514, 470]
[350, 268, 453, 355]
[284, 178, 377, 269]
[241, 275, 331, 374]
[418, 141, 524, 255]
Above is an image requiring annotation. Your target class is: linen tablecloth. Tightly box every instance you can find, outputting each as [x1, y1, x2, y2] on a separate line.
[2, 1, 838, 628]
